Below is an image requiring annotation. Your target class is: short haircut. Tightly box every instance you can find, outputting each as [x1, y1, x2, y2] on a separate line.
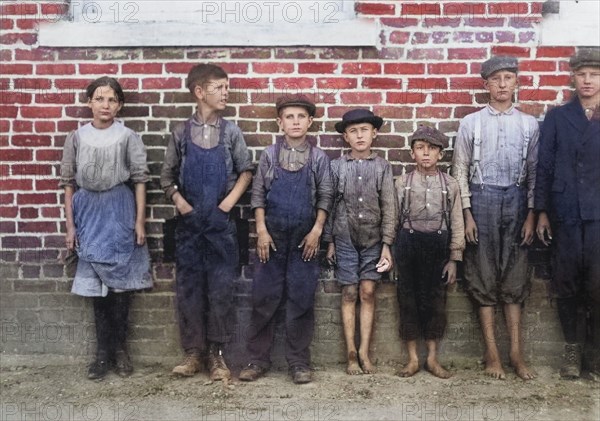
[85, 76, 125, 103]
[186, 64, 228, 94]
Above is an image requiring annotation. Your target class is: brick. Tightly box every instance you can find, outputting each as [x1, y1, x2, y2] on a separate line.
[56, 121, 78, 133]
[443, 2, 486, 16]
[384, 63, 425, 75]
[1, 64, 33, 74]
[363, 78, 402, 89]
[253, 62, 294, 74]
[41, 206, 61, 218]
[387, 92, 427, 104]
[14, 78, 52, 90]
[408, 78, 447, 90]
[519, 32, 537, 43]
[455, 106, 482, 118]
[519, 89, 557, 102]
[340, 92, 382, 104]
[539, 75, 571, 87]
[428, 63, 467, 75]
[356, 2, 396, 15]
[509, 17, 540, 29]
[319, 48, 359, 60]
[520, 60, 556, 72]
[475, 32, 494, 43]
[491, 46, 531, 58]
[450, 77, 483, 90]
[380, 17, 419, 28]
[518, 75, 534, 87]
[464, 17, 505, 27]
[16, 18, 37, 30]
[20, 207, 39, 219]
[273, 78, 314, 90]
[11, 163, 52, 177]
[79, 63, 119, 74]
[416, 107, 452, 119]
[407, 48, 444, 60]
[488, 2, 529, 16]
[495, 31, 516, 43]
[423, 17, 461, 28]
[0, 33, 37, 45]
[0, 206, 18, 218]
[447, 48, 487, 60]
[229, 78, 269, 90]
[536, 47, 576, 58]
[0, 193, 14, 205]
[274, 49, 316, 60]
[17, 193, 57, 205]
[231, 48, 271, 59]
[316, 78, 357, 90]
[2, 148, 33, 161]
[402, 3, 441, 15]
[0, 3, 38, 15]
[15, 48, 55, 61]
[298, 63, 337, 74]
[0, 18, 14, 30]
[341, 63, 381, 75]
[432, 92, 472, 104]
[389, 31, 410, 44]
[142, 78, 181, 90]
[41, 2, 69, 16]
[21, 106, 62, 118]
[35, 92, 76, 104]
[0, 91, 31, 104]
[36, 64, 75, 75]
[123, 63, 163, 74]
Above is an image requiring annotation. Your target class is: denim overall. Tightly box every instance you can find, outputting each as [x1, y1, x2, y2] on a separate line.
[247, 140, 320, 370]
[175, 118, 238, 353]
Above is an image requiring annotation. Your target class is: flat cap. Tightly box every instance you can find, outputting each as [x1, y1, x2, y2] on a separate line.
[275, 93, 316, 117]
[481, 56, 518, 79]
[335, 108, 384, 133]
[409, 125, 449, 149]
[570, 47, 600, 70]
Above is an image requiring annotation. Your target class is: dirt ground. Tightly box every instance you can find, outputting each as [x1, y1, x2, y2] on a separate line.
[1, 356, 598, 421]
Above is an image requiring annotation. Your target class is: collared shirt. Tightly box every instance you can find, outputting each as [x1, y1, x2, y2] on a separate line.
[251, 136, 333, 213]
[451, 104, 540, 209]
[160, 113, 254, 200]
[395, 170, 465, 261]
[323, 152, 397, 247]
[59, 121, 149, 191]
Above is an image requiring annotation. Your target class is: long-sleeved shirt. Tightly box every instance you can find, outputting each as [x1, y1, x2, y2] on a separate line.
[323, 153, 397, 248]
[59, 121, 149, 191]
[160, 113, 254, 200]
[451, 104, 540, 209]
[395, 170, 465, 261]
[251, 136, 333, 213]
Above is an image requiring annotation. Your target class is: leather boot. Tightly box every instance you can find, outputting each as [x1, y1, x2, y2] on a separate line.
[207, 343, 231, 381]
[112, 292, 133, 377]
[172, 353, 202, 377]
[88, 297, 112, 380]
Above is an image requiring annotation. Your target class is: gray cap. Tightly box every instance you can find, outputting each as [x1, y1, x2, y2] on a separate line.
[480, 56, 518, 79]
[570, 47, 600, 70]
[409, 125, 449, 149]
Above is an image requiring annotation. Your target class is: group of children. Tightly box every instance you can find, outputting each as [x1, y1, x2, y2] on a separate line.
[60, 48, 600, 383]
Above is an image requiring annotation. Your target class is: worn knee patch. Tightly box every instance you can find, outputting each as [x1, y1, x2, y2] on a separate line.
[342, 285, 359, 303]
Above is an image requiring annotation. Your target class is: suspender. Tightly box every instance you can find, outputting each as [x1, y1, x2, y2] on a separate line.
[401, 171, 450, 234]
[469, 110, 531, 187]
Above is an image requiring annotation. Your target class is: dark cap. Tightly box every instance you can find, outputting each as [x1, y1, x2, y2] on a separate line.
[481, 56, 519, 79]
[570, 47, 600, 70]
[409, 125, 449, 149]
[335, 109, 384, 133]
[275, 94, 316, 117]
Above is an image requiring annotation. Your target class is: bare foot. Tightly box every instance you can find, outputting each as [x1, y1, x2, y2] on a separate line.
[484, 352, 506, 380]
[358, 352, 376, 374]
[397, 360, 419, 377]
[510, 354, 536, 380]
[425, 360, 452, 379]
[346, 351, 363, 375]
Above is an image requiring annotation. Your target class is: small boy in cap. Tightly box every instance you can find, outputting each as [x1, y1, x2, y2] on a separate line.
[324, 109, 397, 375]
[160, 64, 253, 380]
[535, 47, 600, 380]
[395, 125, 464, 378]
[452, 56, 539, 380]
[240, 94, 333, 384]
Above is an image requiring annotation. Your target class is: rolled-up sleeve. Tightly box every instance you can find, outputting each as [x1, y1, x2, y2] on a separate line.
[380, 162, 398, 245]
[59, 131, 77, 188]
[451, 116, 474, 209]
[250, 151, 270, 210]
[525, 116, 540, 209]
[230, 126, 254, 175]
[314, 151, 333, 213]
[159, 128, 182, 201]
[448, 179, 466, 261]
[127, 132, 149, 184]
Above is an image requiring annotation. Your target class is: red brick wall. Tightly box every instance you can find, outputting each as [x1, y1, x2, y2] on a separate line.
[0, 1, 571, 362]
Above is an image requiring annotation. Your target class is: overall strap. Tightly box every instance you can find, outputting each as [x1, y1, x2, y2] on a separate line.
[438, 171, 450, 233]
[516, 112, 531, 187]
[177, 118, 194, 193]
[469, 111, 484, 187]
[217, 117, 227, 146]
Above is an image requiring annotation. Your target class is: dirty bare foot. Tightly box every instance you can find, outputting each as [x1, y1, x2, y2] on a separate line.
[484, 351, 506, 380]
[346, 351, 363, 375]
[358, 351, 376, 374]
[425, 359, 451, 379]
[397, 360, 419, 377]
[510, 353, 536, 380]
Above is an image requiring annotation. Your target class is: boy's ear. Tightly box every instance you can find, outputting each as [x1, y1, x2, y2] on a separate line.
[439, 150, 445, 159]
[373, 128, 378, 139]
[193, 84, 204, 101]
[342, 131, 349, 144]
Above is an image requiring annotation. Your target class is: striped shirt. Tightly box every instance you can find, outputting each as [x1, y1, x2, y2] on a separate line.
[451, 104, 539, 209]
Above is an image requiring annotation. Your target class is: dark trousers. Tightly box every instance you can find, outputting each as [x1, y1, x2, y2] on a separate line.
[246, 230, 320, 369]
[395, 229, 449, 341]
[175, 214, 238, 353]
[93, 291, 132, 358]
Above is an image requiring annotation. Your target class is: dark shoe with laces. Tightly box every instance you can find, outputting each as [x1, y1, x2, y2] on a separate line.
[207, 343, 231, 381]
[239, 363, 266, 382]
[114, 349, 133, 377]
[290, 365, 312, 384]
[560, 343, 582, 379]
[87, 357, 110, 380]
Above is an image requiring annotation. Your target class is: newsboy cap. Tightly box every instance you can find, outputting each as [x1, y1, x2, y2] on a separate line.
[275, 93, 316, 117]
[570, 47, 600, 70]
[335, 109, 384, 133]
[480, 56, 519, 79]
[409, 125, 449, 149]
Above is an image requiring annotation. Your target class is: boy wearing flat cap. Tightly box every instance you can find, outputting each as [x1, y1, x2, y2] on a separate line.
[395, 125, 464, 379]
[240, 94, 333, 384]
[451, 56, 539, 380]
[323, 109, 397, 375]
[535, 47, 600, 380]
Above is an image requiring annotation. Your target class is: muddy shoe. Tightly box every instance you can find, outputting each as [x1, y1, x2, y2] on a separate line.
[87, 358, 110, 380]
[207, 346, 231, 381]
[290, 365, 312, 384]
[114, 349, 133, 377]
[560, 343, 582, 379]
[172, 354, 202, 377]
[239, 363, 266, 382]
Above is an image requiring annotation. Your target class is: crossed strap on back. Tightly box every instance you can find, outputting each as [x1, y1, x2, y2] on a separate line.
[469, 110, 531, 187]
[400, 171, 450, 234]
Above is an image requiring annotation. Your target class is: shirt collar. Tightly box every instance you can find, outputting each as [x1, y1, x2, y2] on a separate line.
[486, 103, 515, 116]
[192, 111, 220, 127]
[281, 139, 309, 151]
[344, 151, 378, 161]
